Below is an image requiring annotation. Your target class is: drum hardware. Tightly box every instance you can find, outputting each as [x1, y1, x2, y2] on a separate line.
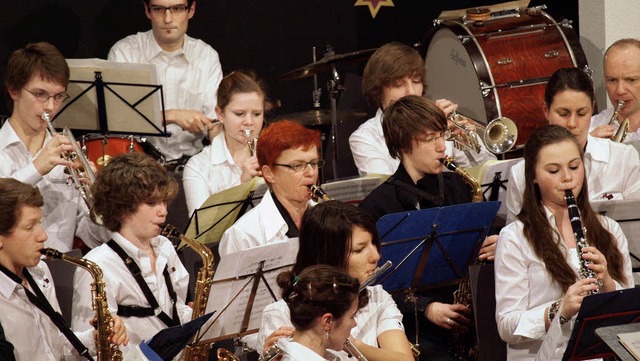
[497, 58, 512, 65]
[457, 18, 572, 41]
[545, 50, 560, 58]
[480, 76, 551, 92]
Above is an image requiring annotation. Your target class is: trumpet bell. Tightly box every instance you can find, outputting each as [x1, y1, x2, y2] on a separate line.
[483, 117, 518, 154]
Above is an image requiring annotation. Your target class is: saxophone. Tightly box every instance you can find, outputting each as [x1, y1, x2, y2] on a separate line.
[160, 224, 217, 361]
[309, 185, 333, 202]
[40, 248, 122, 361]
[564, 190, 600, 295]
[440, 156, 481, 361]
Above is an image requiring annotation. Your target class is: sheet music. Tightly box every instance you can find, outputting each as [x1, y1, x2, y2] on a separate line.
[56, 58, 163, 134]
[320, 175, 387, 203]
[201, 240, 299, 341]
[480, 158, 522, 222]
[535, 317, 564, 361]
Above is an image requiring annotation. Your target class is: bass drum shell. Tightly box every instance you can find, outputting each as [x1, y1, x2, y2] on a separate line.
[423, 10, 588, 149]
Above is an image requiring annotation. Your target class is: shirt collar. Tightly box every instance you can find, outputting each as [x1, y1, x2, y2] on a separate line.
[584, 134, 610, 163]
[210, 133, 235, 166]
[0, 120, 52, 152]
[374, 108, 384, 136]
[0, 261, 47, 299]
[111, 232, 163, 260]
[147, 31, 192, 62]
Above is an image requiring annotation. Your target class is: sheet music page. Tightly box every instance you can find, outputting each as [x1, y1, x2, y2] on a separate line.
[618, 331, 640, 360]
[202, 240, 299, 340]
[57, 58, 163, 133]
[535, 317, 565, 361]
[321, 175, 388, 203]
[185, 177, 265, 244]
[480, 158, 522, 220]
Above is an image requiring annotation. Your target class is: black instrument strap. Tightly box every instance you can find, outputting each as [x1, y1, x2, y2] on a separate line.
[0, 263, 93, 360]
[387, 173, 445, 207]
[106, 240, 180, 327]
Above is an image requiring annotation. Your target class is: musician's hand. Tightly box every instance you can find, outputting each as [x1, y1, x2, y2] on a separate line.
[589, 124, 615, 139]
[110, 315, 129, 346]
[582, 246, 614, 292]
[263, 326, 295, 352]
[425, 302, 470, 332]
[478, 235, 498, 261]
[434, 98, 458, 118]
[33, 134, 75, 176]
[165, 109, 213, 134]
[207, 120, 223, 140]
[560, 278, 599, 319]
[241, 156, 261, 183]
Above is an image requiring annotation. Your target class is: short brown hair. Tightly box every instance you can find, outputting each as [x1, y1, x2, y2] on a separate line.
[382, 95, 446, 159]
[0, 178, 44, 236]
[91, 153, 178, 232]
[217, 70, 267, 111]
[4, 42, 69, 95]
[362, 42, 424, 108]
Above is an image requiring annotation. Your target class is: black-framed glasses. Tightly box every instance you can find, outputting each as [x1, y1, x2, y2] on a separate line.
[148, 4, 190, 16]
[23, 88, 69, 104]
[273, 159, 325, 172]
[416, 130, 450, 145]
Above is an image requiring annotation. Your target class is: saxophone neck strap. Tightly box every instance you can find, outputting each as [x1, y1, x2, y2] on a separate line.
[107, 240, 180, 327]
[387, 173, 445, 206]
[0, 263, 93, 360]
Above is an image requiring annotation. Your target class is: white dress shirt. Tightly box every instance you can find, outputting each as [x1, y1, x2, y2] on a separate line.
[590, 107, 640, 142]
[495, 209, 633, 361]
[0, 261, 95, 361]
[108, 30, 223, 161]
[505, 135, 640, 224]
[348, 108, 496, 176]
[218, 191, 295, 257]
[72, 232, 192, 354]
[0, 121, 108, 252]
[183, 133, 243, 215]
[257, 285, 404, 360]
[278, 338, 334, 361]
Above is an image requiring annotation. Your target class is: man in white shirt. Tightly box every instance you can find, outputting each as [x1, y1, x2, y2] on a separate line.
[108, 0, 223, 161]
[0, 42, 108, 252]
[590, 39, 640, 142]
[349, 42, 495, 176]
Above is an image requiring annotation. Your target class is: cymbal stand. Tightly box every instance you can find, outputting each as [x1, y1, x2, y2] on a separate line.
[312, 46, 321, 108]
[327, 65, 344, 180]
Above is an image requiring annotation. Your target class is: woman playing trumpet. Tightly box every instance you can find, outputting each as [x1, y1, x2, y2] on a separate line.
[183, 70, 266, 215]
[495, 125, 633, 360]
[258, 201, 414, 361]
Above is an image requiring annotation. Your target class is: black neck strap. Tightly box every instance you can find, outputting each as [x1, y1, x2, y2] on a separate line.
[106, 240, 180, 327]
[387, 173, 445, 207]
[0, 263, 93, 360]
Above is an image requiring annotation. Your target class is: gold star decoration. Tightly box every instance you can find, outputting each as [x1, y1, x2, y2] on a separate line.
[354, 0, 394, 19]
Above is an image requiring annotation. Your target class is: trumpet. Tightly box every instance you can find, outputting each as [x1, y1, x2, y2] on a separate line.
[447, 111, 518, 154]
[244, 129, 257, 156]
[41, 113, 102, 225]
[609, 100, 629, 142]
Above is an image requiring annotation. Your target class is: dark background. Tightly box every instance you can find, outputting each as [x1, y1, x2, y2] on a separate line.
[0, 0, 580, 179]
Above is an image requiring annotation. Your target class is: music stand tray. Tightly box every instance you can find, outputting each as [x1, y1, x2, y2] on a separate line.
[375, 202, 500, 293]
[562, 287, 640, 360]
[54, 58, 167, 137]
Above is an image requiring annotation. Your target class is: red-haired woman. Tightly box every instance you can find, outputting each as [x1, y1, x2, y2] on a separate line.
[219, 120, 322, 256]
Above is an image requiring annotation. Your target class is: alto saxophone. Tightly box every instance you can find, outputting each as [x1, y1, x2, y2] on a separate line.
[41, 248, 122, 361]
[440, 156, 481, 361]
[160, 225, 216, 361]
[309, 185, 333, 202]
[564, 190, 600, 295]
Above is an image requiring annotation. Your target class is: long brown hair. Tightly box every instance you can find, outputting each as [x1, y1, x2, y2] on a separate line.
[519, 125, 627, 291]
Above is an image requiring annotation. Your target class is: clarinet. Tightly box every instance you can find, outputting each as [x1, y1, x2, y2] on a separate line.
[564, 190, 599, 295]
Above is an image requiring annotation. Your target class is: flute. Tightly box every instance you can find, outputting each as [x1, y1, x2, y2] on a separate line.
[359, 260, 392, 291]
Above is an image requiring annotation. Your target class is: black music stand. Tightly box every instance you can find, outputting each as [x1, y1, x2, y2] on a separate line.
[375, 202, 501, 293]
[143, 312, 216, 361]
[52, 59, 169, 137]
[561, 287, 640, 360]
[184, 178, 268, 246]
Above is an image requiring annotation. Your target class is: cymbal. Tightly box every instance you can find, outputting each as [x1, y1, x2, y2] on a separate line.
[273, 109, 368, 127]
[280, 48, 377, 81]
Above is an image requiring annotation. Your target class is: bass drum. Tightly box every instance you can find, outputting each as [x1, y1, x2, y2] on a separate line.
[82, 134, 165, 169]
[422, 8, 588, 149]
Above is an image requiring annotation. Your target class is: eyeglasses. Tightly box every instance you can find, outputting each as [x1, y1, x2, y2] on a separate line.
[148, 4, 190, 16]
[416, 130, 450, 145]
[23, 88, 70, 104]
[273, 159, 325, 172]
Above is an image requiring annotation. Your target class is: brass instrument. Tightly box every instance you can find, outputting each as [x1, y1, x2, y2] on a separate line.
[216, 348, 241, 361]
[440, 156, 481, 360]
[41, 113, 102, 225]
[343, 338, 368, 361]
[309, 185, 333, 202]
[160, 224, 218, 361]
[258, 344, 282, 361]
[40, 248, 122, 361]
[447, 111, 518, 154]
[564, 190, 600, 295]
[609, 100, 629, 142]
[244, 129, 257, 157]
